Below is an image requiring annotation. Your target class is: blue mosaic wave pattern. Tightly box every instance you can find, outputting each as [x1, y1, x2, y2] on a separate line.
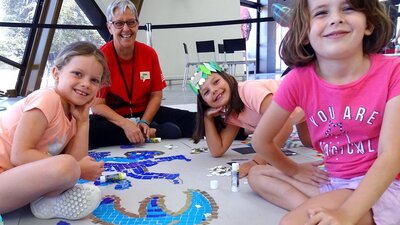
[91, 189, 217, 225]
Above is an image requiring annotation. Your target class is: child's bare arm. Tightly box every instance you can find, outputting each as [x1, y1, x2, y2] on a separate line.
[239, 154, 266, 178]
[63, 99, 92, 160]
[204, 107, 240, 157]
[253, 102, 297, 172]
[259, 93, 298, 149]
[10, 109, 50, 166]
[253, 101, 323, 186]
[296, 121, 312, 147]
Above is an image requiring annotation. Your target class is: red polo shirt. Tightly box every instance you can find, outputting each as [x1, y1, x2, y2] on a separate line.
[98, 41, 166, 116]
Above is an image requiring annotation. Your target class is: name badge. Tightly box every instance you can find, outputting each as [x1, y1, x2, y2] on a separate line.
[140, 71, 150, 81]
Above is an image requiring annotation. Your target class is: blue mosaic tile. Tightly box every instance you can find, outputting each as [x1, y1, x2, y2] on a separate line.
[81, 150, 191, 189]
[91, 189, 218, 225]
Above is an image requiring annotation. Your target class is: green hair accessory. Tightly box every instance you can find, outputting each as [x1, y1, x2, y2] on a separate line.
[189, 62, 223, 94]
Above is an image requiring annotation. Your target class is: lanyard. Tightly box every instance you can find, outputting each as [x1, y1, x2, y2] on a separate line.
[112, 43, 135, 117]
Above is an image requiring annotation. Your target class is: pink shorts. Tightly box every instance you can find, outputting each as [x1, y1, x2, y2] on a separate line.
[320, 176, 400, 225]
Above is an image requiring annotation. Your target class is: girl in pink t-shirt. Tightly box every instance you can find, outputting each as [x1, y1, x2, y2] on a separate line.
[190, 62, 311, 178]
[0, 41, 109, 220]
[251, 0, 400, 224]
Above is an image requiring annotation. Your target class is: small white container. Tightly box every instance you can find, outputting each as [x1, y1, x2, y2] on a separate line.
[210, 180, 219, 189]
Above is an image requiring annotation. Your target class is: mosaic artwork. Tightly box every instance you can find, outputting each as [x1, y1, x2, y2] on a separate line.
[82, 150, 192, 188]
[90, 189, 218, 225]
[240, 130, 305, 149]
[68, 149, 221, 224]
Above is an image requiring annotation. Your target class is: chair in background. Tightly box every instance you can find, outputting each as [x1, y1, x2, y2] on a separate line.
[195, 40, 217, 63]
[217, 44, 224, 60]
[182, 40, 218, 90]
[217, 43, 229, 70]
[223, 38, 255, 80]
[182, 42, 199, 89]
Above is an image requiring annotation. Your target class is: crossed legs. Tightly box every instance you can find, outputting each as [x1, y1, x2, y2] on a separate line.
[248, 165, 374, 225]
[0, 155, 80, 214]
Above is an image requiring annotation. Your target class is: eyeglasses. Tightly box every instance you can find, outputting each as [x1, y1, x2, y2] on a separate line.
[108, 19, 138, 29]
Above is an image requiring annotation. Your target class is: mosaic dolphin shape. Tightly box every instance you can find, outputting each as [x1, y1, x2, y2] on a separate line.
[90, 189, 218, 225]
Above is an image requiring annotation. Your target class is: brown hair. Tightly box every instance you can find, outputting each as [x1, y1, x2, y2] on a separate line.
[192, 71, 244, 143]
[280, 0, 394, 67]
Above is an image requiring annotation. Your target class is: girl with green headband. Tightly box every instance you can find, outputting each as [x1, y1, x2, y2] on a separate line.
[191, 62, 312, 178]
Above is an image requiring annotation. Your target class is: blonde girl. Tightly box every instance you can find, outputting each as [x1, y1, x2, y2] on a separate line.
[0, 41, 109, 220]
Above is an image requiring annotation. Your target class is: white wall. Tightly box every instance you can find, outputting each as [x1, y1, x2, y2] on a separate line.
[97, 0, 242, 79]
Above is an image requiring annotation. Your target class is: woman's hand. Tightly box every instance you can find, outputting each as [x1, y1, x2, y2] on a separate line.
[138, 122, 151, 139]
[292, 161, 329, 187]
[79, 156, 104, 181]
[122, 120, 145, 144]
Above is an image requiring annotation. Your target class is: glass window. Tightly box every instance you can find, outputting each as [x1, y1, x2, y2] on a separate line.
[0, 1, 37, 64]
[0, 0, 37, 92]
[52, 0, 105, 52]
[0, 0, 37, 23]
[41, 0, 106, 88]
[0, 61, 19, 92]
[0, 27, 30, 64]
[275, 24, 289, 73]
[271, 2, 291, 72]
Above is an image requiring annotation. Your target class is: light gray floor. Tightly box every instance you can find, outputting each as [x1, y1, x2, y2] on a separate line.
[161, 85, 197, 107]
[2, 140, 319, 225]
